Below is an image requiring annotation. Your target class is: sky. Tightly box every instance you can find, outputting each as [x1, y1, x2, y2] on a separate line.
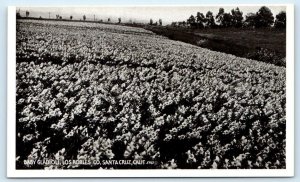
[17, 6, 286, 25]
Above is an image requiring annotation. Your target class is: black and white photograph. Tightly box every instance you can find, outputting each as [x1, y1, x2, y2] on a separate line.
[7, 4, 294, 177]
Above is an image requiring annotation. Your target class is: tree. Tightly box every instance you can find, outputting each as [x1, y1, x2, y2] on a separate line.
[255, 6, 274, 28]
[187, 15, 196, 27]
[222, 13, 233, 27]
[159, 19, 162, 26]
[118, 17, 121, 23]
[244, 13, 256, 28]
[70, 16, 73, 20]
[274, 11, 286, 29]
[16, 9, 21, 19]
[83, 15, 86, 21]
[216, 8, 234, 27]
[216, 8, 225, 25]
[205, 11, 215, 28]
[150, 19, 153, 25]
[108, 18, 111, 22]
[231, 7, 243, 27]
[59, 16, 62, 20]
[26, 10, 29, 18]
[196, 12, 206, 28]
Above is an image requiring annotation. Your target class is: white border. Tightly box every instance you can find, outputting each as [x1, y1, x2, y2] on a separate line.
[7, 4, 294, 178]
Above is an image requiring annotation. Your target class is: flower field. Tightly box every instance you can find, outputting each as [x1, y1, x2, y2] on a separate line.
[16, 19, 286, 169]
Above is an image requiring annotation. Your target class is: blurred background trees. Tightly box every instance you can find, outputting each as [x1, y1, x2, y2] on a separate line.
[205, 11, 215, 28]
[25, 10, 29, 18]
[274, 11, 286, 29]
[231, 7, 243, 28]
[254, 6, 274, 28]
[170, 6, 286, 29]
[17, 6, 286, 29]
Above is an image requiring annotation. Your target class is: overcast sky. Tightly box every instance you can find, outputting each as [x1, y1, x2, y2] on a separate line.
[17, 6, 286, 25]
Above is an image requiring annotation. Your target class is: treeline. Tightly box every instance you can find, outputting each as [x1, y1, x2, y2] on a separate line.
[16, 9, 123, 24]
[171, 6, 286, 29]
[16, 6, 286, 29]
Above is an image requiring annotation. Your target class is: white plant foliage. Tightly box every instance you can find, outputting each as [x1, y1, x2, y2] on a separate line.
[16, 19, 286, 170]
